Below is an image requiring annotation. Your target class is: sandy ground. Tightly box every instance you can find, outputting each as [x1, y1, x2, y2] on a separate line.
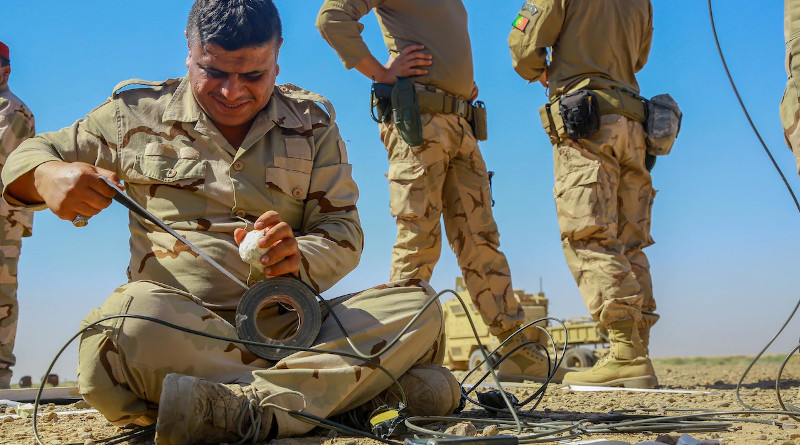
[3, 356, 800, 445]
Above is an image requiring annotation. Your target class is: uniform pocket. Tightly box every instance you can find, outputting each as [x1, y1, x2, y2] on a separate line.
[266, 167, 311, 200]
[553, 160, 604, 240]
[386, 160, 426, 219]
[133, 143, 206, 183]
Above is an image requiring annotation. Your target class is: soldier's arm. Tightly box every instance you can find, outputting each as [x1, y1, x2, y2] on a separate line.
[2, 100, 121, 221]
[295, 104, 363, 293]
[635, 2, 654, 73]
[317, 1, 432, 84]
[0, 100, 35, 159]
[316, 0, 378, 68]
[508, 0, 565, 82]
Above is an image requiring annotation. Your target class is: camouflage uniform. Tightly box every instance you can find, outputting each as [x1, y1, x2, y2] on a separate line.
[317, 0, 524, 335]
[2, 77, 445, 435]
[782, 0, 800, 170]
[0, 83, 34, 388]
[509, 0, 657, 328]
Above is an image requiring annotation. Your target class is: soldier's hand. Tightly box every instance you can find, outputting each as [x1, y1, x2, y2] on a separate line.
[33, 161, 122, 222]
[234, 210, 300, 277]
[539, 67, 549, 88]
[383, 44, 432, 82]
[470, 82, 479, 101]
[645, 153, 657, 172]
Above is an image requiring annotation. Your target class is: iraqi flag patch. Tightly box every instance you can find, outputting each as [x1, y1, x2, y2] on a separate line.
[513, 14, 530, 31]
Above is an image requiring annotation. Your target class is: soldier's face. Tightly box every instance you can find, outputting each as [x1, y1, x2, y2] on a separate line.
[186, 39, 282, 132]
[0, 65, 9, 85]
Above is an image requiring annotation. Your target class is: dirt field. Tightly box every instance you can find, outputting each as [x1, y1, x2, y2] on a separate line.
[3, 355, 800, 445]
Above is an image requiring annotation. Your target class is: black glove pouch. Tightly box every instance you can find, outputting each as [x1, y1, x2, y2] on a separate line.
[559, 89, 600, 139]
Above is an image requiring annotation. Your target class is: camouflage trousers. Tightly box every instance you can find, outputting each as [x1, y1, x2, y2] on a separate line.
[0, 223, 24, 388]
[552, 114, 658, 328]
[379, 113, 523, 335]
[77, 278, 444, 437]
[782, 0, 800, 171]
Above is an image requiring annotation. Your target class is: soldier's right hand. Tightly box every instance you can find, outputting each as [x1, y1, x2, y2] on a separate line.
[33, 161, 123, 222]
[539, 67, 549, 88]
[383, 44, 432, 83]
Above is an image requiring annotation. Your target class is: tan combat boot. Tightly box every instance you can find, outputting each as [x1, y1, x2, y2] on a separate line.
[377, 364, 462, 416]
[332, 364, 461, 431]
[155, 373, 275, 445]
[639, 324, 651, 352]
[562, 319, 657, 389]
[495, 329, 569, 383]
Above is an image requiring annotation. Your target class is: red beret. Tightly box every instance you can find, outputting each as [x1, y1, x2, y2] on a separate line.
[0, 41, 8, 61]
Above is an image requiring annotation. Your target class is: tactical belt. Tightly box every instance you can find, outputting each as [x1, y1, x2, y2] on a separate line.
[539, 88, 646, 144]
[416, 88, 474, 121]
[372, 82, 487, 144]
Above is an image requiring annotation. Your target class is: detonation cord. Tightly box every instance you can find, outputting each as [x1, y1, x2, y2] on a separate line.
[29, 276, 800, 444]
[31, 280, 560, 445]
[709, 0, 800, 421]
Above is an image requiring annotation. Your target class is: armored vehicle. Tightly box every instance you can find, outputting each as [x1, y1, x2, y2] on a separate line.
[442, 278, 608, 372]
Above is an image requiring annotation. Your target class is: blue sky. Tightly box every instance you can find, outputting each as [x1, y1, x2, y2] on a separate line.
[2, 1, 797, 382]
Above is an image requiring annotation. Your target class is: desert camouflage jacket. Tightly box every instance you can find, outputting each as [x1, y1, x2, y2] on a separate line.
[0, 83, 35, 238]
[508, 0, 652, 99]
[2, 76, 362, 308]
[317, 0, 475, 99]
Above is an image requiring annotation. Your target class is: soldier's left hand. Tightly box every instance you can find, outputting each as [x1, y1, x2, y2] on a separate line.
[234, 210, 300, 277]
[470, 82, 479, 101]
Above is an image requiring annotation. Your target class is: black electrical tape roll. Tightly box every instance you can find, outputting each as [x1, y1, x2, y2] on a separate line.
[235, 277, 322, 361]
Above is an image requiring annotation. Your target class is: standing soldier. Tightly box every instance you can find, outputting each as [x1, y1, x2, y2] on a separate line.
[509, 0, 659, 388]
[782, 0, 800, 166]
[0, 41, 35, 389]
[317, 0, 567, 382]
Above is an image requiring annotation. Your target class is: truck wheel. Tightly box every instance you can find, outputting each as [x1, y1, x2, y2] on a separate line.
[563, 348, 596, 368]
[469, 348, 495, 372]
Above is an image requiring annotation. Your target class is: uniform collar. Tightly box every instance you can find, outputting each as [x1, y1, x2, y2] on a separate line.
[256, 87, 304, 133]
[162, 76, 304, 131]
[162, 75, 203, 123]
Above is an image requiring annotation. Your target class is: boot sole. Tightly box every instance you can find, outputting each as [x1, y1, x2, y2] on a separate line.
[155, 374, 196, 445]
[564, 375, 658, 389]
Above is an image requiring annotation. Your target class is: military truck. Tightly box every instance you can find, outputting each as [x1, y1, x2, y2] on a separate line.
[441, 278, 608, 372]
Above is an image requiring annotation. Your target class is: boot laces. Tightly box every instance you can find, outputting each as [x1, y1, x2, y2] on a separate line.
[203, 384, 262, 445]
[502, 333, 548, 363]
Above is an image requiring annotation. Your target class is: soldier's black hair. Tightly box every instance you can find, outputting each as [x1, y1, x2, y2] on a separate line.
[0, 56, 9, 67]
[186, 0, 282, 51]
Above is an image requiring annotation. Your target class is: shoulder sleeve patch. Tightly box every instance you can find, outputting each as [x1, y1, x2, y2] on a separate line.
[513, 14, 530, 31]
[522, 2, 538, 15]
[512, 1, 539, 31]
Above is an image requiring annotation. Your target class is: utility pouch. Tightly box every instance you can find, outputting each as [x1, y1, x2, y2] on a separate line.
[644, 94, 682, 156]
[371, 81, 393, 123]
[559, 90, 600, 139]
[391, 77, 424, 146]
[471, 100, 488, 141]
[538, 103, 560, 144]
